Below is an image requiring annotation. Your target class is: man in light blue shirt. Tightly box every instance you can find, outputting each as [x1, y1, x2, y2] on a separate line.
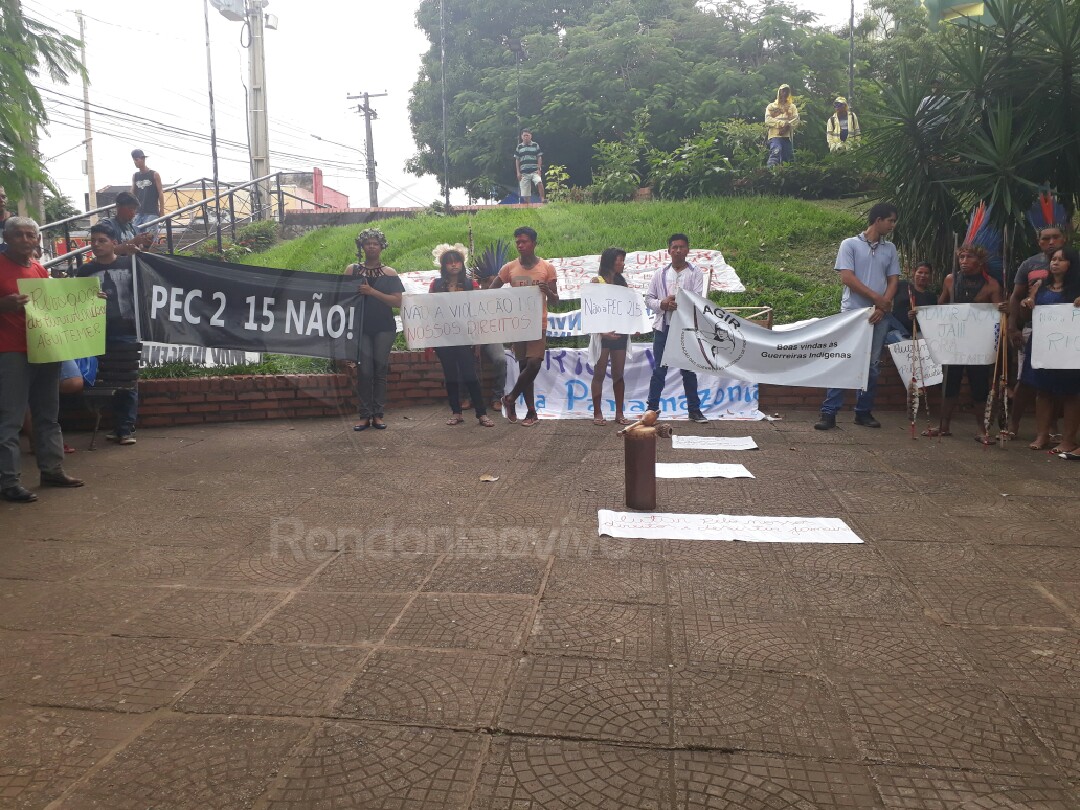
[816, 202, 901, 430]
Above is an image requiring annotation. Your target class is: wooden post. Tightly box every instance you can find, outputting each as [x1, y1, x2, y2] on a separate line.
[624, 429, 657, 510]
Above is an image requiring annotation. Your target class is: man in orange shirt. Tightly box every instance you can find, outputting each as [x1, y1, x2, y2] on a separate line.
[0, 218, 85, 502]
[489, 226, 559, 427]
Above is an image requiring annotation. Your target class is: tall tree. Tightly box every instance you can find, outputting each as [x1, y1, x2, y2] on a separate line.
[0, 0, 85, 201]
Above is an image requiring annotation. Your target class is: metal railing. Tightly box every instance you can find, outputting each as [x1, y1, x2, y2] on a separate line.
[41, 172, 305, 273]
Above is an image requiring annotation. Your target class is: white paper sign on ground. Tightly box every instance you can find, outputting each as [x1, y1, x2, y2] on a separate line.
[655, 463, 754, 479]
[915, 303, 1000, 365]
[598, 510, 864, 544]
[401, 287, 542, 348]
[1031, 303, 1080, 369]
[888, 339, 944, 387]
[671, 435, 758, 450]
[502, 348, 764, 420]
[580, 283, 651, 335]
[666, 289, 874, 390]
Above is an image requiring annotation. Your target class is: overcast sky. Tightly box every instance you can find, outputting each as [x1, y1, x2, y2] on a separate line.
[26, 0, 857, 215]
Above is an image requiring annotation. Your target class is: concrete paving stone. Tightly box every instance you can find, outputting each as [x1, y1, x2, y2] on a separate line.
[187, 547, 334, 589]
[1006, 692, 1080, 778]
[0, 704, 146, 809]
[744, 492, 847, 517]
[673, 752, 882, 809]
[870, 765, 1079, 809]
[472, 736, 673, 809]
[333, 648, 512, 727]
[0, 634, 224, 712]
[499, 655, 671, 745]
[672, 667, 856, 757]
[113, 588, 287, 640]
[0, 581, 169, 634]
[59, 714, 309, 809]
[910, 577, 1072, 627]
[386, 594, 533, 651]
[926, 493, 1043, 520]
[528, 601, 670, 662]
[950, 627, 1080, 690]
[768, 543, 892, 576]
[263, 721, 483, 810]
[667, 567, 800, 613]
[998, 495, 1080, 525]
[545, 559, 666, 604]
[662, 538, 782, 567]
[0, 540, 120, 582]
[248, 592, 410, 645]
[1042, 580, 1080, 615]
[809, 618, 980, 681]
[177, 644, 368, 716]
[837, 680, 1056, 774]
[76, 544, 235, 584]
[307, 553, 441, 592]
[670, 615, 819, 673]
[786, 572, 925, 619]
[875, 541, 1008, 579]
[816, 471, 917, 493]
[423, 556, 548, 594]
[950, 517, 1078, 547]
[571, 535, 667, 562]
[834, 490, 938, 515]
[980, 545, 1080, 581]
[845, 513, 965, 544]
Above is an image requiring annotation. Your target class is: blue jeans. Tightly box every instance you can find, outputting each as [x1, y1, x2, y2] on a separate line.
[646, 326, 701, 413]
[767, 137, 794, 167]
[883, 313, 910, 346]
[133, 212, 160, 236]
[821, 317, 889, 416]
[108, 335, 140, 436]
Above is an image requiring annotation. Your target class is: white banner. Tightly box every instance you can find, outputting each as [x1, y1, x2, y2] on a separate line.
[502, 348, 764, 420]
[655, 463, 754, 479]
[888, 339, 944, 387]
[400, 287, 543, 348]
[1031, 304, 1080, 369]
[547, 310, 584, 337]
[140, 342, 262, 368]
[395, 248, 745, 299]
[665, 289, 874, 390]
[671, 435, 758, 450]
[580, 284, 651, 335]
[598, 510, 864, 544]
[915, 304, 1000, 366]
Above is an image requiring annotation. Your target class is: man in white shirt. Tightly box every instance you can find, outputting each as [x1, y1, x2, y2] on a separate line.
[644, 233, 708, 423]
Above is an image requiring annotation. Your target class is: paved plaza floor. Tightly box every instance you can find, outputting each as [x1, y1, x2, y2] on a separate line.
[1, 407, 1078, 808]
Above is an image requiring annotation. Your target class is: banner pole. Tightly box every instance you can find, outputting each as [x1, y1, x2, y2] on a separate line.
[130, 253, 143, 341]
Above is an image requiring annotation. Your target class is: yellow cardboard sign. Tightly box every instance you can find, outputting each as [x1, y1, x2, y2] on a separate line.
[17, 277, 106, 363]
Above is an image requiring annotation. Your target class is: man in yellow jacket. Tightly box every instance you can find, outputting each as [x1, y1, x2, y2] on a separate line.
[765, 84, 800, 167]
[827, 97, 861, 152]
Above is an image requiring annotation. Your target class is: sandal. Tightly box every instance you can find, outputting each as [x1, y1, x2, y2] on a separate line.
[615, 416, 634, 425]
[446, 415, 465, 426]
[592, 417, 608, 426]
[974, 435, 994, 446]
[502, 395, 518, 423]
[477, 415, 494, 427]
[491, 400, 502, 412]
[921, 427, 951, 437]
[521, 415, 539, 427]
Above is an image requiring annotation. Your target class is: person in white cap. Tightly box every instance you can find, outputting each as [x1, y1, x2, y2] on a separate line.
[827, 97, 860, 152]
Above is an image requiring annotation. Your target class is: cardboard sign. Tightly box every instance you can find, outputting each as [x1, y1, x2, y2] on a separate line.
[18, 277, 106, 363]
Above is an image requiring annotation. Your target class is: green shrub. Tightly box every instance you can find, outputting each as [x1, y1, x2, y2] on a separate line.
[646, 122, 734, 200]
[732, 151, 875, 199]
[544, 164, 571, 202]
[234, 220, 279, 253]
[186, 240, 251, 263]
[590, 140, 641, 202]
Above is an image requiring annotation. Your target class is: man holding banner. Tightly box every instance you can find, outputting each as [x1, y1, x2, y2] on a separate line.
[816, 203, 900, 431]
[645, 234, 709, 423]
[0, 218, 84, 502]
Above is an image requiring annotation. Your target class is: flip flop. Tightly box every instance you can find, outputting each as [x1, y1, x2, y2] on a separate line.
[974, 435, 994, 446]
[615, 417, 634, 425]
[521, 416, 539, 427]
[1059, 451, 1080, 461]
[502, 395, 518, 423]
[477, 415, 495, 427]
[446, 415, 465, 426]
[592, 417, 608, 426]
[921, 427, 951, 437]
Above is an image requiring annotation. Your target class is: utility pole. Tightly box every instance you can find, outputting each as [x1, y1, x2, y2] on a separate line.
[77, 10, 98, 221]
[347, 91, 387, 208]
[439, 0, 450, 210]
[848, 0, 855, 105]
[247, 0, 271, 217]
[203, 0, 223, 253]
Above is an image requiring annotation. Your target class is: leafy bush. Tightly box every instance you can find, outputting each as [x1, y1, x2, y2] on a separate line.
[544, 164, 571, 202]
[185, 240, 251, 263]
[590, 140, 641, 202]
[234, 220, 279, 253]
[139, 354, 333, 379]
[732, 150, 875, 199]
[647, 121, 734, 200]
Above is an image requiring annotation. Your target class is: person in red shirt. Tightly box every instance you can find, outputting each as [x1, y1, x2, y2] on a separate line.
[0, 217, 84, 502]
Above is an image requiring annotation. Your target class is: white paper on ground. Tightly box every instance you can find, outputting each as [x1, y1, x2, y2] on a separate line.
[655, 463, 754, 479]
[597, 510, 864, 544]
[671, 435, 758, 450]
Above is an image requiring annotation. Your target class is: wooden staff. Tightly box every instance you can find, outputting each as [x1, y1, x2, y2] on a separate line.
[983, 311, 1005, 445]
[911, 316, 933, 437]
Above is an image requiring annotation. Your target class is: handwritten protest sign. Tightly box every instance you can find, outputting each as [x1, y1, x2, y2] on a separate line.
[1031, 303, 1080, 369]
[671, 436, 758, 450]
[655, 463, 754, 479]
[915, 303, 999, 366]
[597, 510, 863, 544]
[580, 283, 651, 335]
[401, 286, 542, 348]
[888, 339, 944, 387]
[18, 277, 105, 363]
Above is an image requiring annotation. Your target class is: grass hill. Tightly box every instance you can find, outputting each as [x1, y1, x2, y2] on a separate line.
[247, 197, 864, 323]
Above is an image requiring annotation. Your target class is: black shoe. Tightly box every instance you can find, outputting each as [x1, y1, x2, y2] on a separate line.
[40, 471, 85, 488]
[688, 410, 708, 424]
[814, 412, 836, 431]
[853, 412, 881, 428]
[1, 485, 37, 503]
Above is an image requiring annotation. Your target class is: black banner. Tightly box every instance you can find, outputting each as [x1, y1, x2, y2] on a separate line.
[135, 254, 364, 360]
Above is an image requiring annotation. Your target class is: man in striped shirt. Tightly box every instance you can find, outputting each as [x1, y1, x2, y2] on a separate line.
[514, 129, 545, 204]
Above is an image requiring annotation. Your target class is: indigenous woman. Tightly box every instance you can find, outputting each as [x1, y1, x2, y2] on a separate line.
[345, 228, 404, 431]
[430, 246, 494, 427]
[1020, 246, 1080, 456]
[588, 247, 633, 426]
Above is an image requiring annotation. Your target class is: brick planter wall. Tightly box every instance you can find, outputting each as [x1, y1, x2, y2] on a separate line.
[60, 349, 961, 430]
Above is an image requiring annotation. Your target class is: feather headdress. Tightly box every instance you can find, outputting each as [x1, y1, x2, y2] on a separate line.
[431, 243, 469, 268]
[961, 201, 1002, 281]
[1027, 188, 1069, 234]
